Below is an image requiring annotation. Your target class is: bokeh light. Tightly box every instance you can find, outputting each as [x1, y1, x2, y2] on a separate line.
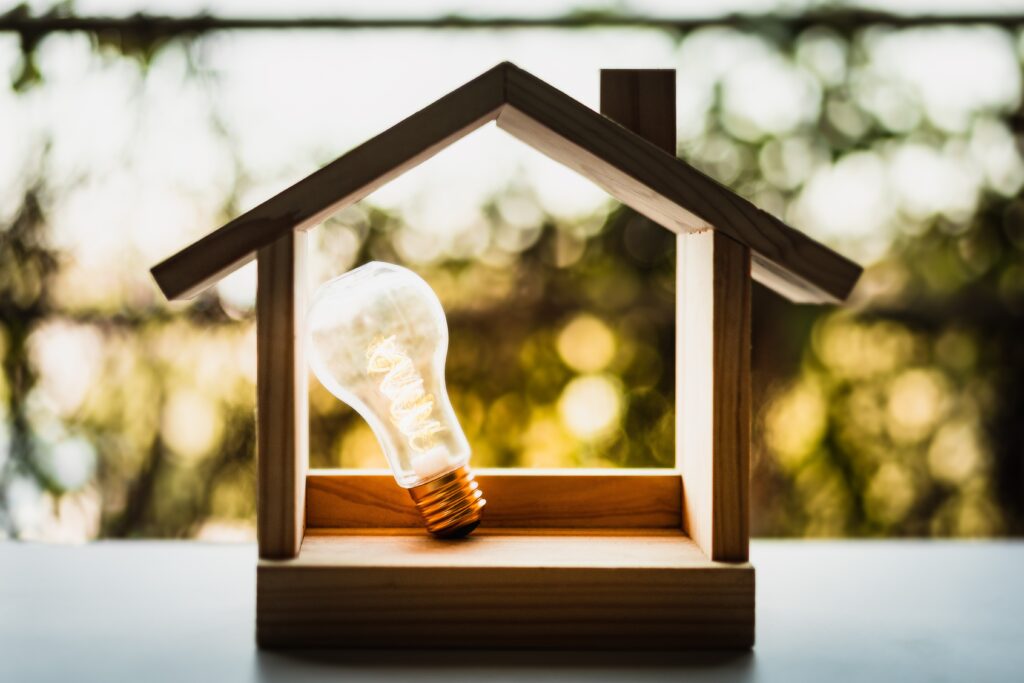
[1, 4, 1023, 541]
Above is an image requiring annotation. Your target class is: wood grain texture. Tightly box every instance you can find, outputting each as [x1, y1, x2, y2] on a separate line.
[678, 230, 751, 562]
[306, 469, 682, 529]
[599, 69, 677, 154]
[598, 69, 750, 560]
[496, 99, 709, 233]
[498, 63, 859, 303]
[256, 530, 754, 649]
[256, 230, 308, 559]
[151, 62, 860, 305]
[151, 64, 506, 300]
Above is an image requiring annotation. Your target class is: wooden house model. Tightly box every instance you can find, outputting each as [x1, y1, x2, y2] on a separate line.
[150, 63, 861, 649]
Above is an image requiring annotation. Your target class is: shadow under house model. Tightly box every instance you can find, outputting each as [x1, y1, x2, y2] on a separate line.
[150, 63, 862, 650]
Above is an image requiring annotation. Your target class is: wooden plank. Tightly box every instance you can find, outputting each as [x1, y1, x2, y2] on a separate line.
[257, 530, 754, 649]
[151, 64, 507, 300]
[677, 230, 751, 562]
[151, 62, 859, 305]
[256, 230, 308, 559]
[306, 469, 682, 529]
[497, 100, 708, 232]
[499, 63, 860, 303]
[296, 528, 712, 566]
[599, 68, 748, 558]
[599, 69, 677, 154]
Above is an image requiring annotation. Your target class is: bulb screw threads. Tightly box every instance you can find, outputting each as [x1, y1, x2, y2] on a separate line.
[408, 466, 486, 538]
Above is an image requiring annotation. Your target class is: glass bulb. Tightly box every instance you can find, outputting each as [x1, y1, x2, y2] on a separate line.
[306, 261, 484, 537]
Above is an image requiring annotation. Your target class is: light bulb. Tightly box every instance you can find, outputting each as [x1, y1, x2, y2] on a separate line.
[306, 261, 485, 538]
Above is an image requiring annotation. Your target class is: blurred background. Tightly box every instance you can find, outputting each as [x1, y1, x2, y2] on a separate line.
[1, 0, 1023, 541]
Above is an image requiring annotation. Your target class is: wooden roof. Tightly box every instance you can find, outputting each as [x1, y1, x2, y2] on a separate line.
[151, 62, 861, 304]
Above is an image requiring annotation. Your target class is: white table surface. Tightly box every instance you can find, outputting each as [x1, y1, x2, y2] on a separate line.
[1, 540, 1021, 682]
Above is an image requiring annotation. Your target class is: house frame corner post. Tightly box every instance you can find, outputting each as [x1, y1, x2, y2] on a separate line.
[256, 229, 309, 559]
[677, 230, 751, 562]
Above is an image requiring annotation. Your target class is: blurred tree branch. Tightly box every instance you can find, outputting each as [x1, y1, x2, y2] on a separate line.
[2, 1, 1022, 540]
[3, 5, 1024, 39]
[0, 174, 60, 533]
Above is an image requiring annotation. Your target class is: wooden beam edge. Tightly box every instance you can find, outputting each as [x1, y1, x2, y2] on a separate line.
[307, 467, 683, 477]
[256, 230, 308, 559]
[710, 233, 751, 562]
[500, 63, 861, 304]
[151, 60, 859, 304]
[305, 469, 685, 530]
[150, 63, 512, 300]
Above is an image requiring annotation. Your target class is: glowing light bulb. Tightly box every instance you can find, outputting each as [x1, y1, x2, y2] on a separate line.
[306, 262, 485, 537]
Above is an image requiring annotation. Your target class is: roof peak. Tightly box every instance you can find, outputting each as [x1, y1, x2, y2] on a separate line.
[151, 62, 860, 304]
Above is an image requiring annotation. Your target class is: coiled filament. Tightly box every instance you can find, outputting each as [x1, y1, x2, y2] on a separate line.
[366, 335, 444, 452]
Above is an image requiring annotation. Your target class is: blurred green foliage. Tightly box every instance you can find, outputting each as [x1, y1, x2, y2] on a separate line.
[1, 9, 1022, 539]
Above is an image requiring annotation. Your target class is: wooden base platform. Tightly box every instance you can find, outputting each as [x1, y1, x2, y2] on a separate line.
[256, 528, 754, 650]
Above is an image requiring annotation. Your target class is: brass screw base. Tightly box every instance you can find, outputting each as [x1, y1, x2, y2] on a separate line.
[408, 466, 486, 538]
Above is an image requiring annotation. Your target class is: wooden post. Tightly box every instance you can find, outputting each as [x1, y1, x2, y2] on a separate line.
[600, 68, 750, 562]
[678, 231, 751, 561]
[256, 230, 308, 559]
